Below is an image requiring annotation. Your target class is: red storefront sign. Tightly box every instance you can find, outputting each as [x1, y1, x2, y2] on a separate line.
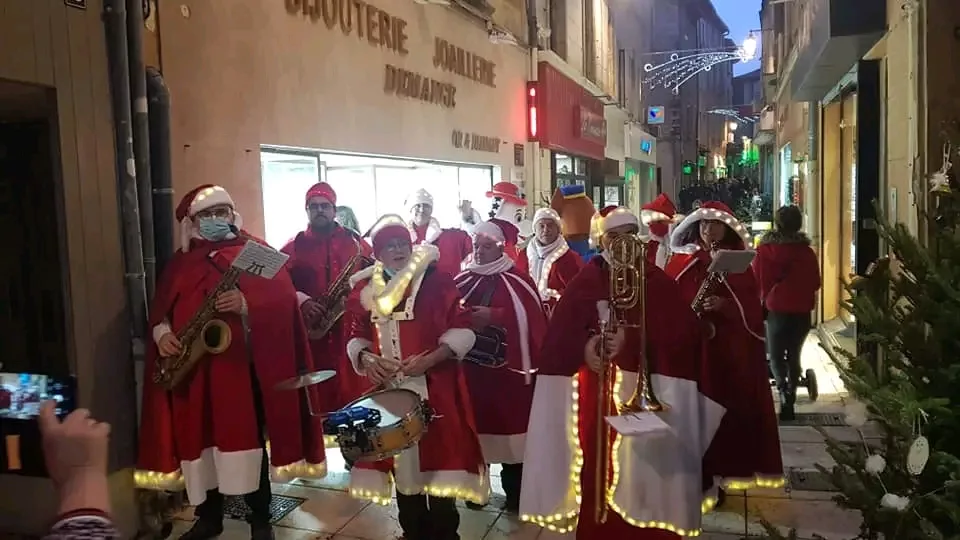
[533, 62, 607, 160]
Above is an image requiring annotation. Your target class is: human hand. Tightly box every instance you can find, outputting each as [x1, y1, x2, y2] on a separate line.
[157, 332, 182, 357]
[604, 327, 626, 358]
[585, 334, 603, 373]
[366, 355, 401, 385]
[300, 298, 326, 324]
[702, 296, 727, 312]
[39, 402, 110, 487]
[459, 200, 474, 222]
[470, 307, 492, 329]
[402, 349, 442, 377]
[215, 289, 245, 313]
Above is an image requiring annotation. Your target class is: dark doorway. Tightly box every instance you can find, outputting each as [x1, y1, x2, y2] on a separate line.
[0, 79, 69, 377]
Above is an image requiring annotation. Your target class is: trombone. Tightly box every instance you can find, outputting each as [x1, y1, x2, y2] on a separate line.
[594, 233, 667, 524]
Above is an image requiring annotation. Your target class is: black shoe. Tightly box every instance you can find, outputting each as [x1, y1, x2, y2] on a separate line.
[502, 499, 520, 514]
[250, 524, 274, 540]
[716, 488, 726, 508]
[779, 402, 796, 422]
[178, 519, 223, 540]
[465, 501, 485, 510]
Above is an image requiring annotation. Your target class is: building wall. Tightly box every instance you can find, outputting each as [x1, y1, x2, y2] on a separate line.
[0, 0, 137, 535]
[153, 0, 531, 238]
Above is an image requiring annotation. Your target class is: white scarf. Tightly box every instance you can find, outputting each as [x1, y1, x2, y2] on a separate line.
[457, 254, 538, 383]
[526, 236, 564, 283]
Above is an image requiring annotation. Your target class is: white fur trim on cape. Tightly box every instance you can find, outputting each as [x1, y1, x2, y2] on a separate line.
[479, 433, 527, 465]
[669, 207, 751, 255]
[346, 337, 374, 374]
[349, 466, 490, 506]
[354, 244, 440, 315]
[439, 328, 476, 359]
[409, 218, 443, 244]
[520, 371, 724, 534]
[349, 265, 376, 288]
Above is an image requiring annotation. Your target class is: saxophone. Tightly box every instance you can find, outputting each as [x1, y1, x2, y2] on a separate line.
[691, 241, 722, 339]
[153, 266, 242, 391]
[307, 238, 373, 340]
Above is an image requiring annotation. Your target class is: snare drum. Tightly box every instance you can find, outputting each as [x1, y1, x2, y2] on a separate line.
[325, 388, 433, 466]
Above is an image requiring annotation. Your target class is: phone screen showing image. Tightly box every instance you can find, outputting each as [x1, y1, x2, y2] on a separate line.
[0, 373, 76, 420]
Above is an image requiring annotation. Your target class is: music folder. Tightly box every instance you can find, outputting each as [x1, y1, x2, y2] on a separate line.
[707, 249, 756, 274]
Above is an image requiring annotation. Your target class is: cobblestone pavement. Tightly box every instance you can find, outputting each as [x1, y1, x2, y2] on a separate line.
[170, 334, 863, 539]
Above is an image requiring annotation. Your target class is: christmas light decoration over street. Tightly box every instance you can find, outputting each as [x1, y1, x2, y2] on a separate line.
[643, 32, 758, 94]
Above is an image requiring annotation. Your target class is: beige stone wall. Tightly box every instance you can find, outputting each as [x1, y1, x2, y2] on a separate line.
[155, 0, 532, 237]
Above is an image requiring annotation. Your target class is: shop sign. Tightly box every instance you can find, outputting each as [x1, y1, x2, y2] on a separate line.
[451, 130, 501, 153]
[385, 65, 456, 108]
[433, 38, 497, 88]
[285, 0, 410, 55]
[575, 106, 606, 145]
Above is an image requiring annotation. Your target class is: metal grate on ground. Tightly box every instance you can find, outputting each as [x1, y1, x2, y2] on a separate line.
[779, 412, 847, 426]
[787, 467, 839, 492]
[223, 494, 305, 524]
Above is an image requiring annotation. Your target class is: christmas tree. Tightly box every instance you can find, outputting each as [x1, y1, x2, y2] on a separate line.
[759, 151, 960, 539]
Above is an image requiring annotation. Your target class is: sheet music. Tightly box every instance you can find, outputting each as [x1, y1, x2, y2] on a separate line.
[605, 411, 672, 437]
[230, 240, 289, 279]
[707, 249, 755, 274]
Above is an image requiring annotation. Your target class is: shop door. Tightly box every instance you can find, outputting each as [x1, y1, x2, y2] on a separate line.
[325, 166, 376, 233]
[839, 93, 858, 324]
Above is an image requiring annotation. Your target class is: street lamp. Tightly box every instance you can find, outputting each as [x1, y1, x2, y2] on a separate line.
[643, 32, 760, 94]
[728, 121, 739, 131]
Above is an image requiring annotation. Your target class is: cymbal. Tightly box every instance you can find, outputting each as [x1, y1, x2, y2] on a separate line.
[275, 370, 337, 391]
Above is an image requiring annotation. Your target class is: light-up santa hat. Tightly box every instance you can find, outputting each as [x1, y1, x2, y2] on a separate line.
[668, 200, 752, 254]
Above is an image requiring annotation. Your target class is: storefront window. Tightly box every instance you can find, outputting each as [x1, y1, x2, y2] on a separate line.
[839, 93, 857, 323]
[261, 150, 493, 247]
[554, 152, 589, 188]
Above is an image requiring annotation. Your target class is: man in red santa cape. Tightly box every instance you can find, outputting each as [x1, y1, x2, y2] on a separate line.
[137, 185, 326, 540]
[281, 182, 373, 412]
[663, 201, 783, 500]
[406, 188, 473, 277]
[515, 208, 583, 317]
[454, 220, 547, 513]
[520, 206, 725, 539]
[460, 181, 528, 262]
[344, 214, 487, 540]
[641, 193, 682, 269]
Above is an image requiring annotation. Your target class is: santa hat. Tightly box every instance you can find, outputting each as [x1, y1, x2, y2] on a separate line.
[486, 182, 527, 206]
[590, 206, 639, 248]
[531, 208, 561, 227]
[305, 182, 337, 206]
[550, 185, 595, 237]
[669, 200, 751, 254]
[367, 214, 413, 256]
[405, 188, 434, 209]
[176, 184, 241, 252]
[472, 220, 506, 244]
[640, 193, 679, 224]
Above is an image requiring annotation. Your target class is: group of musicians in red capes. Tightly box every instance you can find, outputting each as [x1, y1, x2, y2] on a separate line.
[134, 181, 784, 540]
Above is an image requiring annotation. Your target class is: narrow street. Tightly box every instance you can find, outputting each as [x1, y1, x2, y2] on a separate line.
[167, 335, 863, 540]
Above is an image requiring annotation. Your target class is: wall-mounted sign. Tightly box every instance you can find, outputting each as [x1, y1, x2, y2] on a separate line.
[513, 144, 524, 166]
[640, 139, 653, 154]
[285, 0, 409, 56]
[65, 0, 86, 8]
[647, 106, 665, 125]
[574, 106, 606, 145]
[452, 130, 501, 153]
[384, 65, 456, 108]
[433, 38, 497, 88]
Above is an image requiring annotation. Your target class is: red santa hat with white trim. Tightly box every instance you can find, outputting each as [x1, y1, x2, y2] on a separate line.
[366, 214, 413, 257]
[175, 184, 242, 252]
[668, 200, 752, 254]
[590, 206, 640, 247]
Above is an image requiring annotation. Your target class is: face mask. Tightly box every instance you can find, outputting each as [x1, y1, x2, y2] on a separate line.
[383, 268, 397, 280]
[197, 217, 233, 242]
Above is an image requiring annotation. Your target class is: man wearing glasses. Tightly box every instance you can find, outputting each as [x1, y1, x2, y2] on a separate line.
[454, 220, 546, 514]
[281, 182, 373, 410]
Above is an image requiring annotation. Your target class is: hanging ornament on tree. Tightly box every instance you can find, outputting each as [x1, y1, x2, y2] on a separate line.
[906, 411, 930, 476]
[929, 142, 953, 194]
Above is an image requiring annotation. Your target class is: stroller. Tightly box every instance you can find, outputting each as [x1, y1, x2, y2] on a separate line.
[767, 365, 818, 402]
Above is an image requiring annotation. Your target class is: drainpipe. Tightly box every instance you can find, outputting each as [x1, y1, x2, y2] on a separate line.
[147, 67, 175, 276]
[126, 0, 156, 300]
[526, 0, 541, 206]
[103, 0, 149, 366]
[806, 101, 819, 246]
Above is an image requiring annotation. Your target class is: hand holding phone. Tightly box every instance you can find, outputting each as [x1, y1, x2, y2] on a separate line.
[38, 402, 110, 486]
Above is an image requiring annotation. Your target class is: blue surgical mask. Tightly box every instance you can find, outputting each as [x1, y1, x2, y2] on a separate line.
[197, 217, 233, 242]
[383, 268, 397, 280]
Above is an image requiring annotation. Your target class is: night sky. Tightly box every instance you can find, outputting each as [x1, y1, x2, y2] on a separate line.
[713, 0, 762, 76]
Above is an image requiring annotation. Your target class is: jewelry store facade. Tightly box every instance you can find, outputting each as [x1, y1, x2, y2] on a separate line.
[144, 0, 532, 244]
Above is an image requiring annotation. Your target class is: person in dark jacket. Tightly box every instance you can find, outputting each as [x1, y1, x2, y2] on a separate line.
[753, 205, 821, 420]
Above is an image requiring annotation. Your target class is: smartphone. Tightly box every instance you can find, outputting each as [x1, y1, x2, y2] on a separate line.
[0, 372, 77, 420]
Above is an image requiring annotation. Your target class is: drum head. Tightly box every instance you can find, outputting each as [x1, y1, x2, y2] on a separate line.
[348, 389, 420, 425]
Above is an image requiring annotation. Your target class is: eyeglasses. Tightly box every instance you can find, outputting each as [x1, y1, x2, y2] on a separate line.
[195, 207, 233, 220]
[307, 202, 334, 212]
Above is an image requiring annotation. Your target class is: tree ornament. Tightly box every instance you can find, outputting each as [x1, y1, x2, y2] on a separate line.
[929, 142, 953, 194]
[907, 412, 930, 476]
[844, 401, 868, 428]
[880, 493, 910, 511]
[865, 454, 887, 474]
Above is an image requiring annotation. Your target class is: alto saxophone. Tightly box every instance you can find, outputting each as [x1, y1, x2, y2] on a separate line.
[691, 241, 722, 339]
[153, 266, 242, 391]
[307, 238, 373, 340]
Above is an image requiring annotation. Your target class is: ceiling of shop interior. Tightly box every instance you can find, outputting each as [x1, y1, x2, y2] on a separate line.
[0, 79, 51, 121]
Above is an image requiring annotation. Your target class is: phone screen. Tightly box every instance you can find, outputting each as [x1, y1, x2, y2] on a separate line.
[0, 372, 76, 420]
